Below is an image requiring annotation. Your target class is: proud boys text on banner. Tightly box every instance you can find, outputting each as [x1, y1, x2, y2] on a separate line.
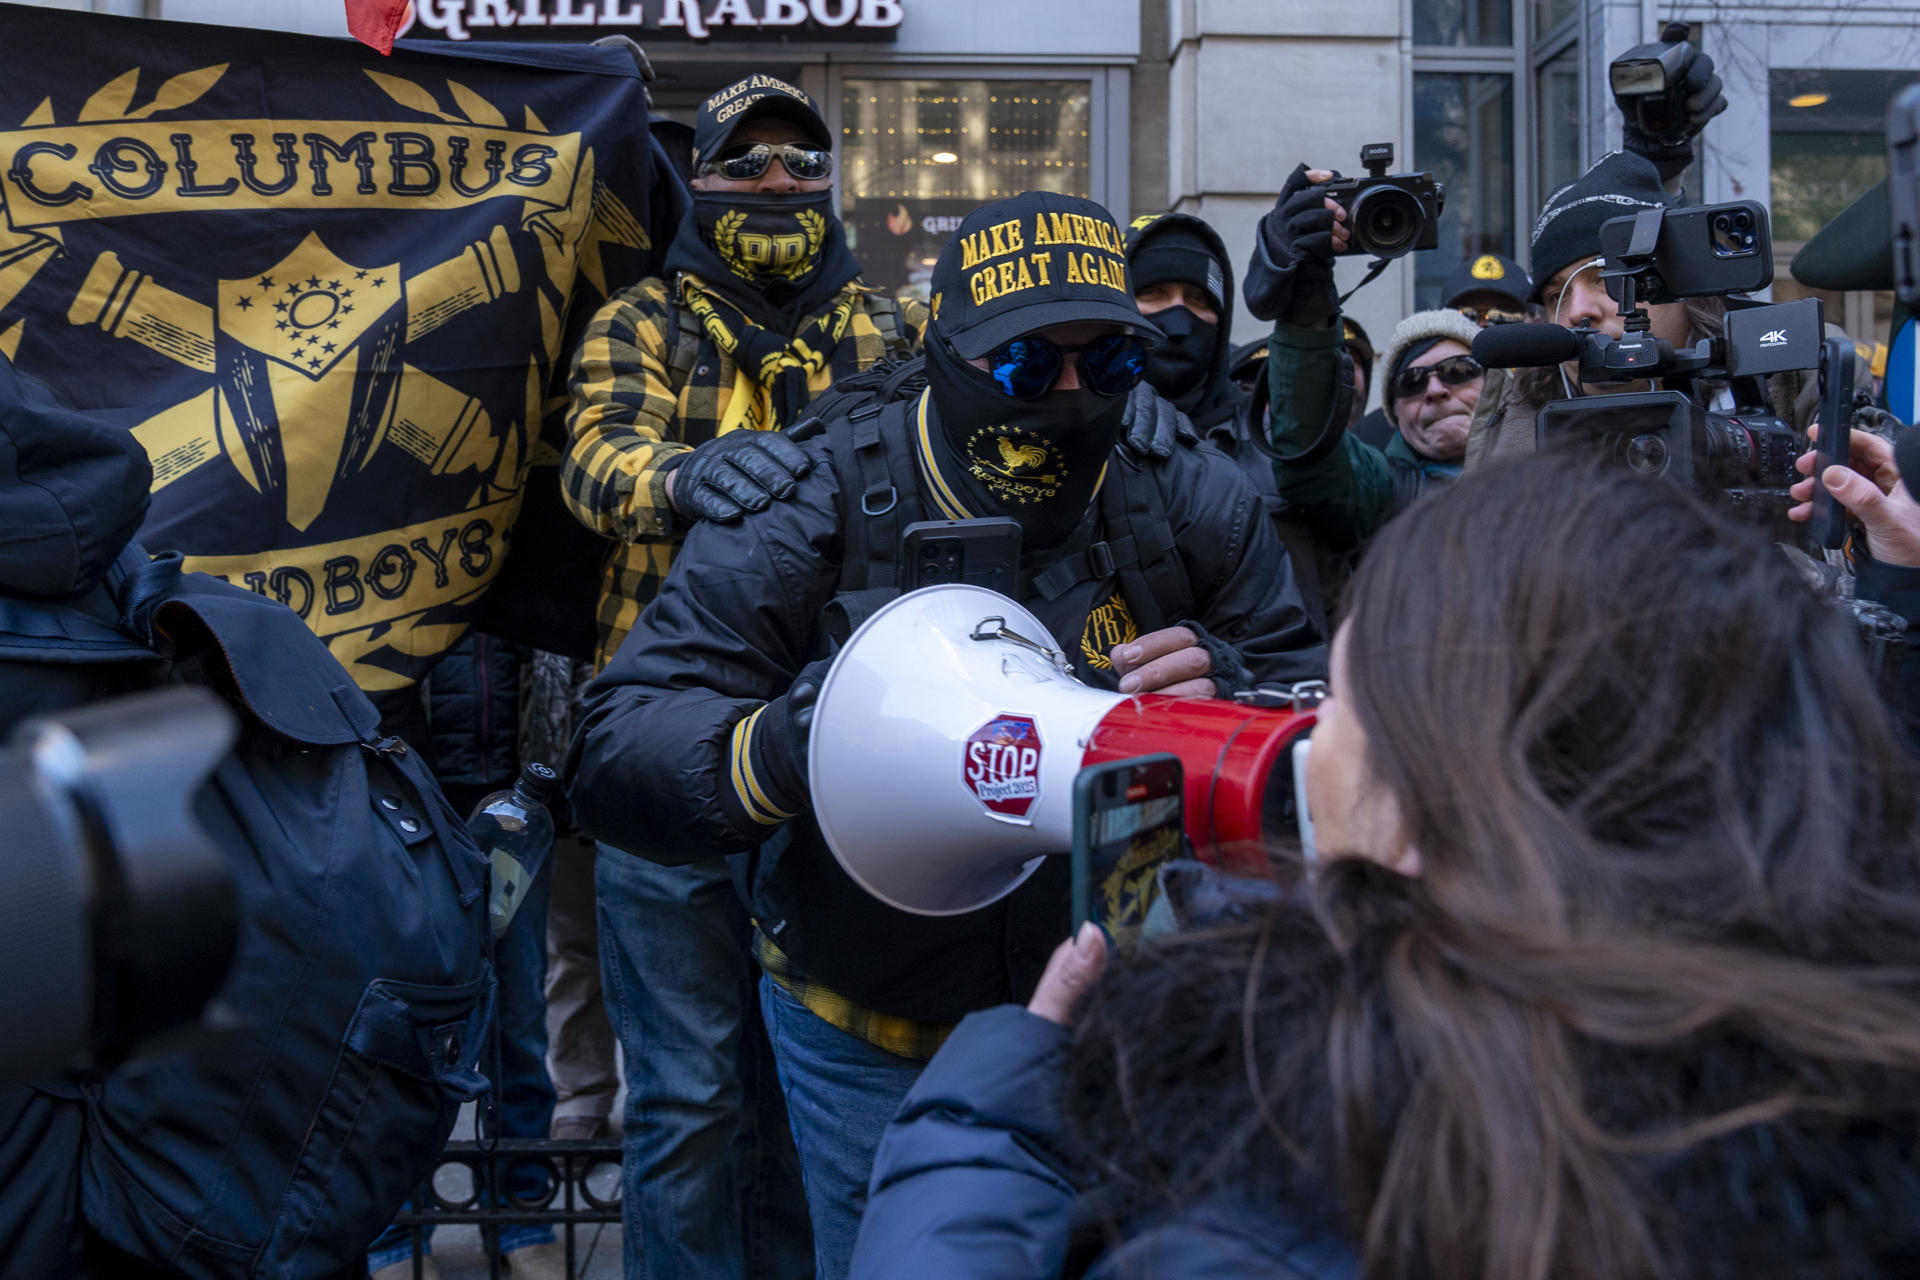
[0, 5, 658, 690]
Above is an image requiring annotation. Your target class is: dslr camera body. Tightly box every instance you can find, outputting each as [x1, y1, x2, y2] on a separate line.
[1324, 143, 1445, 259]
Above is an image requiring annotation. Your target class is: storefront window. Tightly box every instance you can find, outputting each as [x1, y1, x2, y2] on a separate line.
[1414, 0, 1511, 48]
[1535, 43, 1581, 209]
[840, 77, 1092, 301]
[1413, 72, 1515, 307]
[1769, 68, 1914, 243]
[1770, 68, 1916, 349]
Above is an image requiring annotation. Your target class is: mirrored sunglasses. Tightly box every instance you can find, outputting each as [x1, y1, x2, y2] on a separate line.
[982, 331, 1147, 399]
[1458, 304, 1527, 327]
[1390, 353, 1482, 401]
[704, 142, 834, 182]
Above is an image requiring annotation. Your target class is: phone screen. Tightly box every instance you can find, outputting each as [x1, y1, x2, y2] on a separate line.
[1071, 754, 1184, 944]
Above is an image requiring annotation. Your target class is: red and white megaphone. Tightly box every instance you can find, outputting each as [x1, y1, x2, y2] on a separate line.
[808, 584, 1319, 916]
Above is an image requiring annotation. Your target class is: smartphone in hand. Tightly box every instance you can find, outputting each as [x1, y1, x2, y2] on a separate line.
[1810, 336, 1855, 551]
[1070, 754, 1184, 945]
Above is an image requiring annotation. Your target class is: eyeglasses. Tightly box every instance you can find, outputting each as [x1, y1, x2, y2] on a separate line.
[702, 142, 834, 182]
[976, 331, 1147, 399]
[1457, 304, 1526, 327]
[1389, 353, 1482, 401]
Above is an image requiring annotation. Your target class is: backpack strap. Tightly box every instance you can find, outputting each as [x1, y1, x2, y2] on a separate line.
[1029, 455, 1194, 635]
[825, 394, 924, 647]
[866, 293, 911, 357]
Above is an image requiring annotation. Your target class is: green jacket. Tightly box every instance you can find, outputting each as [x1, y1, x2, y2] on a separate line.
[1265, 318, 1458, 551]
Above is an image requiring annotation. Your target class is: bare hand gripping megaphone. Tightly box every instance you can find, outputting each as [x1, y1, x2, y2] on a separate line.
[808, 585, 1317, 916]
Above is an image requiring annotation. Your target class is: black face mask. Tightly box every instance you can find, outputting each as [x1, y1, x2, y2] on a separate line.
[692, 188, 835, 289]
[922, 335, 1128, 551]
[1142, 304, 1216, 405]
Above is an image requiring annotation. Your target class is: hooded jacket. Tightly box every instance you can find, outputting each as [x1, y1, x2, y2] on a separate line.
[1123, 214, 1243, 432]
[0, 358, 155, 727]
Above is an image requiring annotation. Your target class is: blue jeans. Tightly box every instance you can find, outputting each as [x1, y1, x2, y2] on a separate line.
[757, 976, 925, 1280]
[367, 858, 557, 1268]
[596, 849, 812, 1280]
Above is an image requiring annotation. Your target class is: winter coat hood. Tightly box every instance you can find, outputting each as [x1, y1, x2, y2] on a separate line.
[1124, 213, 1241, 430]
[0, 356, 151, 600]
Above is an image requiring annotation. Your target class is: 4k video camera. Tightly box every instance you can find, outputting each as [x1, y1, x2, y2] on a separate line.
[1471, 200, 1843, 544]
[1324, 143, 1445, 259]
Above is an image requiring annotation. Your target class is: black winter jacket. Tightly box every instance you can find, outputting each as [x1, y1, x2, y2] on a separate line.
[1205, 400, 1348, 639]
[569, 404, 1326, 1024]
[1856, 552, 1920, 751]
[423, 632, 525, 815]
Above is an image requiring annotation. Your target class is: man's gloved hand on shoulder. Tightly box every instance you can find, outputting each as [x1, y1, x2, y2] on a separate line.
[661, 429, 814, 523]
[1244, 164, 1351, 328]
[1119, 380, 1199, 461]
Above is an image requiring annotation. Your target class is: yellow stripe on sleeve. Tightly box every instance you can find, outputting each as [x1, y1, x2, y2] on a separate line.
[730, 706, 795, 826]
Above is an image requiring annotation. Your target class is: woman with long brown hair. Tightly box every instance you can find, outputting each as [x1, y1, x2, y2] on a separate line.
[850, 453, 1920, 1280]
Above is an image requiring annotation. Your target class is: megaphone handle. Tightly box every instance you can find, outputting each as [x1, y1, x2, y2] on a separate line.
[970, 616, 1070, 671]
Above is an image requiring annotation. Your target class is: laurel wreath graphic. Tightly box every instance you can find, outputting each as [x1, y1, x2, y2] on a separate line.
[713, 210, 752, 279]
[770, 208, 828, 280]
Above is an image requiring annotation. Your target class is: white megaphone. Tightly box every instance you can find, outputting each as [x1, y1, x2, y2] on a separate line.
[808, 584, 1318, 916]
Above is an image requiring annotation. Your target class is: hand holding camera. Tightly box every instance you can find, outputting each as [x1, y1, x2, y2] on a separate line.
[1250, 163, 1349, 327]
[1249, 148, 1444, 326]
[1790, 424, 1920, 568]
[1611, 23, 1729, 180]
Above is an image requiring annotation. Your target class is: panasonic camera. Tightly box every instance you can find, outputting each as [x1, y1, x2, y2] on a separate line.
[1324, 143, 1445, 260]
[1471, 199, 1847, 544]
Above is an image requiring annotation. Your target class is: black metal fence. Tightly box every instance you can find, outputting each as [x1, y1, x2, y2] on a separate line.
[381, 1136, 624, 1279]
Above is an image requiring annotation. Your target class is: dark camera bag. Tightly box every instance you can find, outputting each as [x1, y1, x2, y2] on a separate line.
[0, 546, 492, 1278]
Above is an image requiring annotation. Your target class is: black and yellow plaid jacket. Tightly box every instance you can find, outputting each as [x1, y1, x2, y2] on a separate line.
[561, 274, 926, 667]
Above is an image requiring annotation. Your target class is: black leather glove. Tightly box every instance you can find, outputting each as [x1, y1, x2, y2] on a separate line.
[664, 430, 813, 523]
[1120, 381, 1199, 461]
[1618, 45, 1727, 181]
[1245, 164, 1341, 327]
[738, 658, 832, 824]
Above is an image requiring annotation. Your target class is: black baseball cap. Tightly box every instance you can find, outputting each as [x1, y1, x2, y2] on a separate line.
[693, 74, 832, 172]
[1441, 253, 1531, 310]
[929, 191, 1162, 359]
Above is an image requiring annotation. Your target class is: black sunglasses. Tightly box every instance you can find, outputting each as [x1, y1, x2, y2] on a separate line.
[975, 331, 1147, 399]
[1390, 353, 1482, 401]
[703, 142, 834, 182]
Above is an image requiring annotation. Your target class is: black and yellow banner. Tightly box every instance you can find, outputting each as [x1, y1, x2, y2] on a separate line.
[0, 4, 664, 689]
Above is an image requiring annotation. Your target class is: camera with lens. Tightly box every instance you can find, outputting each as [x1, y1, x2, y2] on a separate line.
[1, 687, 237, 1083]
[1323, 143, 1445, 260]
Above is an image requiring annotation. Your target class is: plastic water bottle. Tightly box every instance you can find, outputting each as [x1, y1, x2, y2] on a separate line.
[469, 763, 558, 939]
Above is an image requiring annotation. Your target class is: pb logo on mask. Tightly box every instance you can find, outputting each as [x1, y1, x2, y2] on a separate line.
[708, 203, 828, 283]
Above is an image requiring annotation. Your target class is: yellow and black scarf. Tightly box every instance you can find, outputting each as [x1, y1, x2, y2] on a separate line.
[678, 274, 865, 433]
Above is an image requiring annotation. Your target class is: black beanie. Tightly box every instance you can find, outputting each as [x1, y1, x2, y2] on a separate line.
[1130, 227, 1226, 312]
[1527, 150, 1669, 303]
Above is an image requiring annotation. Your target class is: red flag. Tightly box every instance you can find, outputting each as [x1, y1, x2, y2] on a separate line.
[345, 0, 412, 56]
